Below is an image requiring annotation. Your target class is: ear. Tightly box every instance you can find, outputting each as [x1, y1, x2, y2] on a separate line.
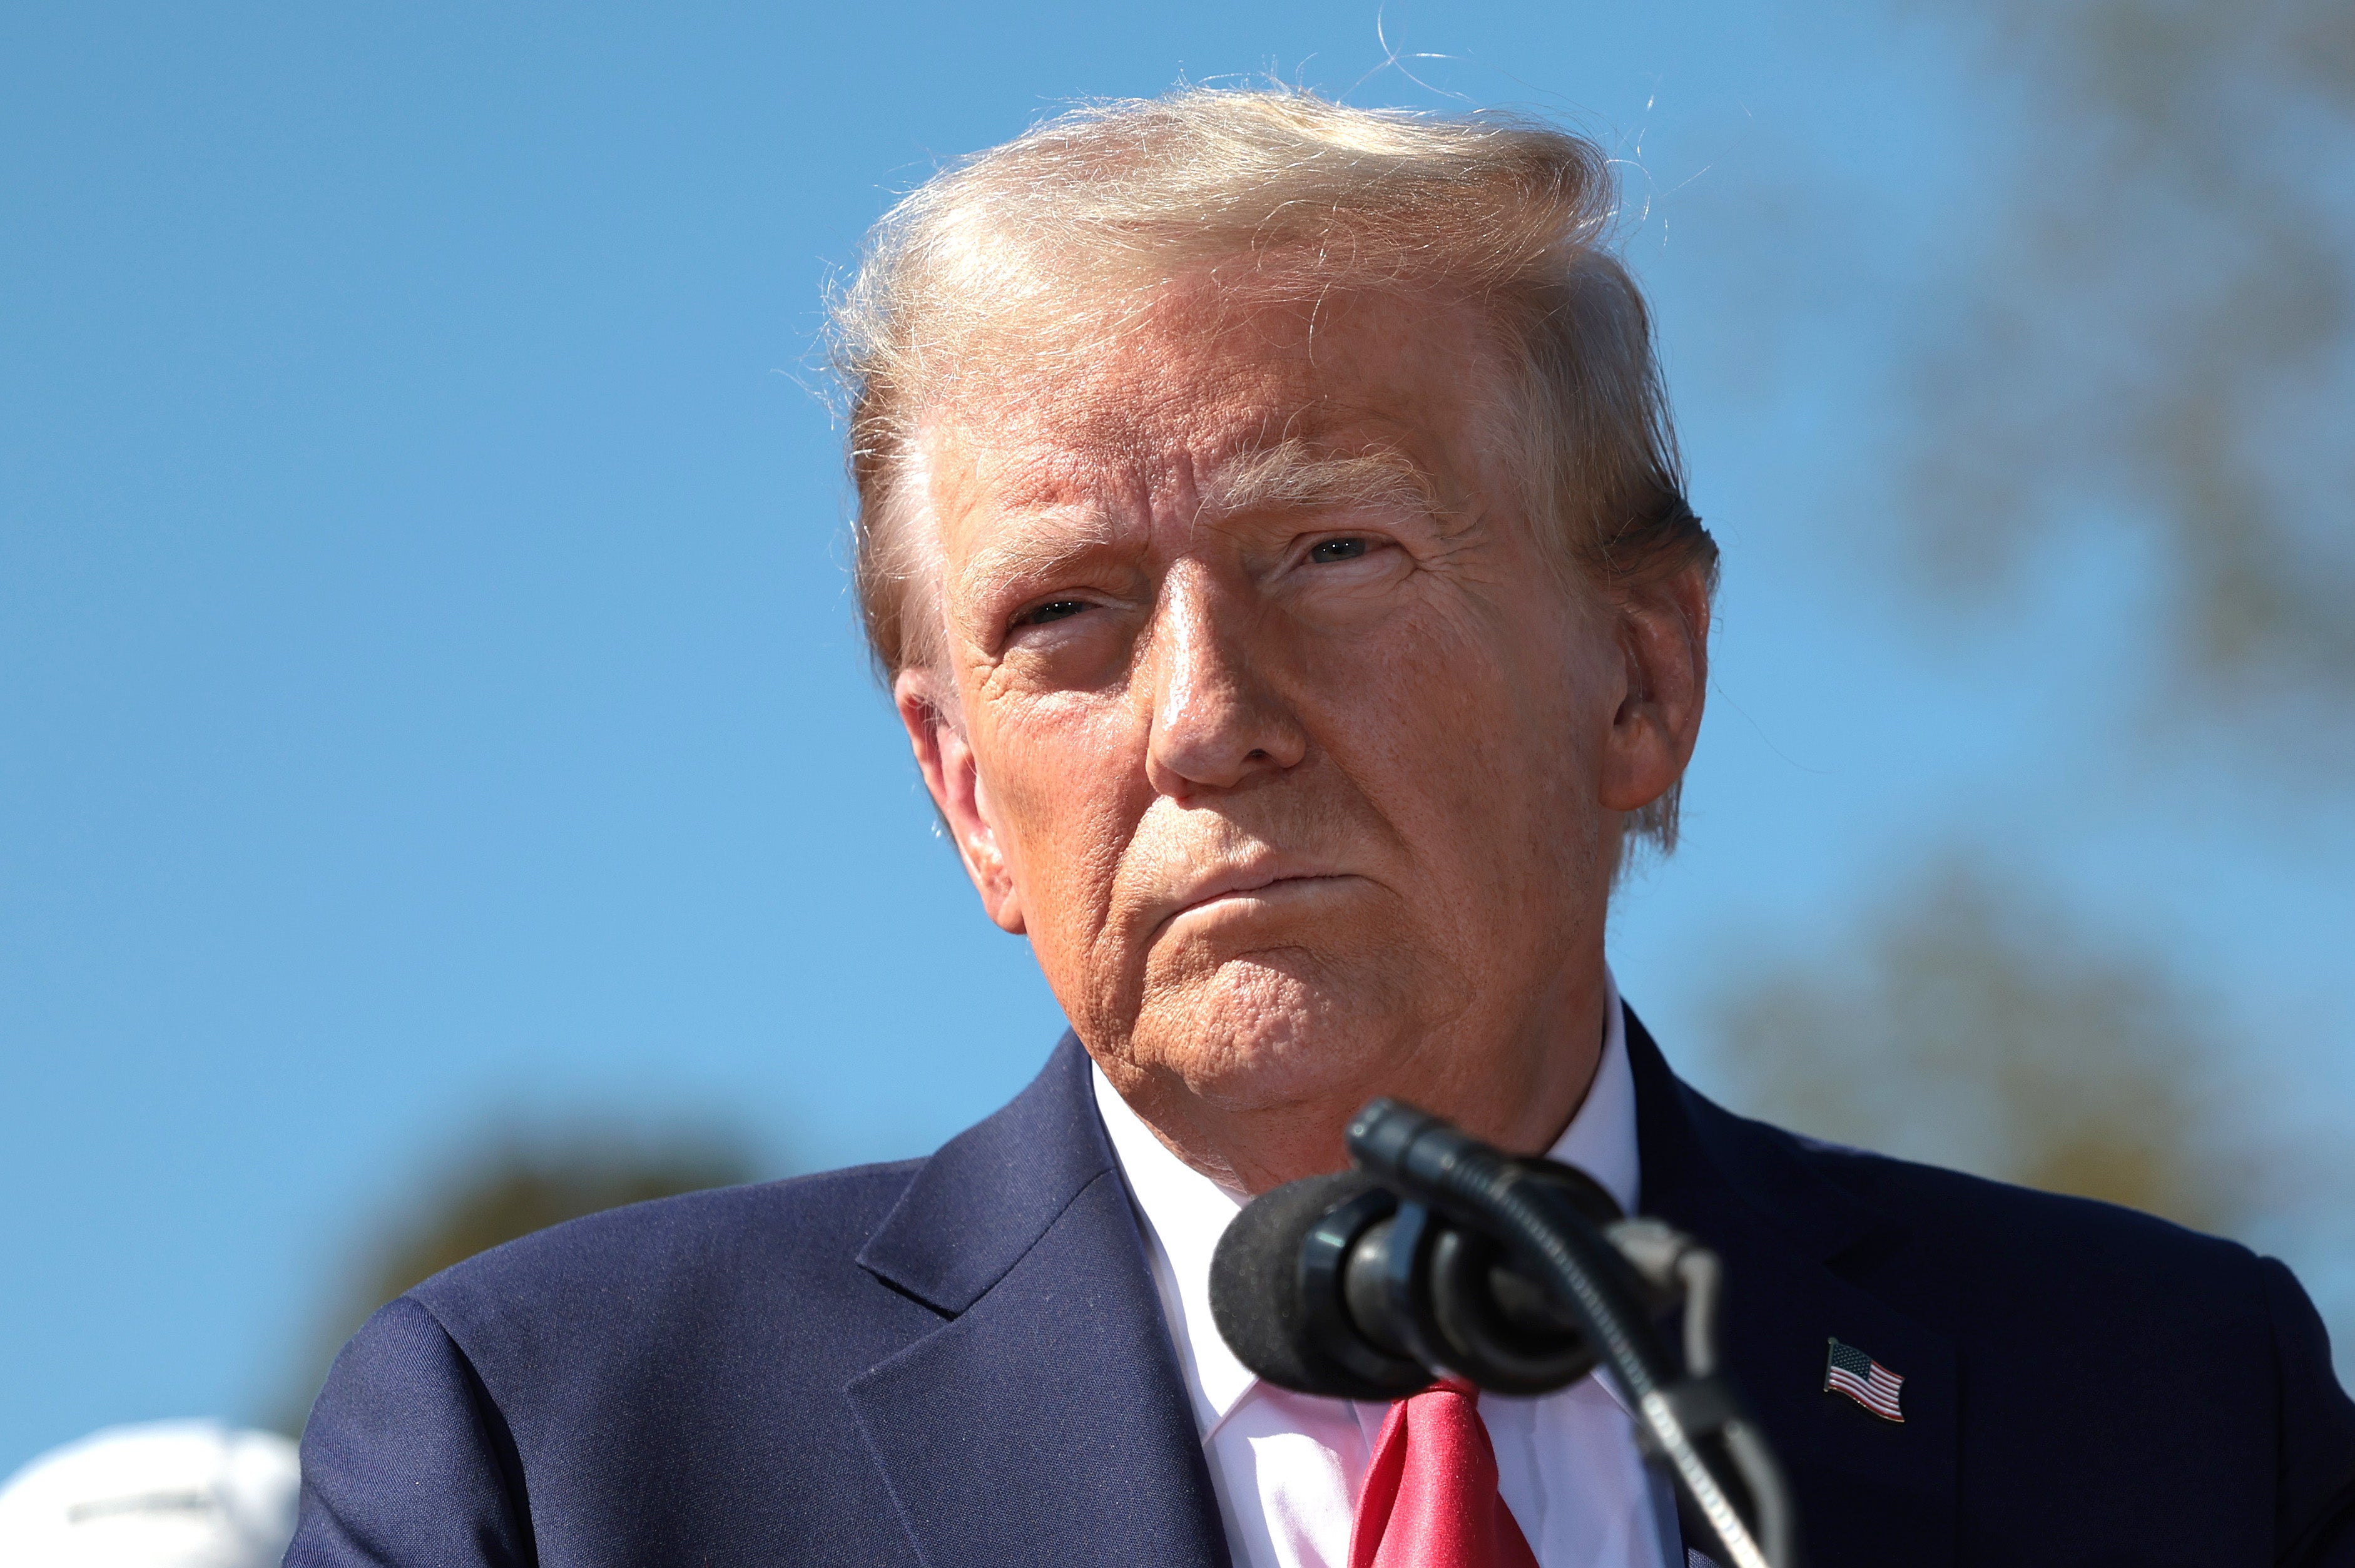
[896, 667, 1026, 934]
[1597, 564, 1711, 815]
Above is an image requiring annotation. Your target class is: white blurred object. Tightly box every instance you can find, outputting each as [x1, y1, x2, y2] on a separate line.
[0, 1421, 300, 1568]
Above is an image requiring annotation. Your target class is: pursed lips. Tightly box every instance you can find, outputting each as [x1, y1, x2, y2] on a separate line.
[1153, 862, 1358, 934]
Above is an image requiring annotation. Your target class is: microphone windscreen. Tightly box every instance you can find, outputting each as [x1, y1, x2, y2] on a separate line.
[1209, 1170, 1425, 1401]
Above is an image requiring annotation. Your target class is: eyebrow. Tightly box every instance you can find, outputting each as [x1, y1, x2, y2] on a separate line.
[954, 509, 1125, 609]
[1204, 439, 1444, 522]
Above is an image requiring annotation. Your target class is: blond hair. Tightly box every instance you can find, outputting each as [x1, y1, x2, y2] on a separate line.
[830, 86, 1714, 850]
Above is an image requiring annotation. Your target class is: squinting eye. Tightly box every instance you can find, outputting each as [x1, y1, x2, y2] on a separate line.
[1309, 537, 1371, 564]
[1016, 599, 1089, 628]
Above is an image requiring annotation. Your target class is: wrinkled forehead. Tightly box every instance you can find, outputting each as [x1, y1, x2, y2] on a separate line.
[917, 283, 1515, 532]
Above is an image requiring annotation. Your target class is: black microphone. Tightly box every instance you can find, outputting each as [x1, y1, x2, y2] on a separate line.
[1209, 1100, 1798, 1568]
[1206, 1148, 1636, 1400]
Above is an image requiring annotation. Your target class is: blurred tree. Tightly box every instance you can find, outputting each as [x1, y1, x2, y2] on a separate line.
[1697, 0, 2355, 1365]
[1711, 857, 2248, 1229]
[269, 1129, 758, 1437]
[1899, 0, 2355, 723]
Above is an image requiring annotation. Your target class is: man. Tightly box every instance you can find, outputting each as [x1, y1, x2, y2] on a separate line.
[290, 89, 2355, 1567]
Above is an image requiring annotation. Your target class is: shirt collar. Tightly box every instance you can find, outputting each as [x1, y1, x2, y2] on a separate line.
[1091, 967, 1641, 1432]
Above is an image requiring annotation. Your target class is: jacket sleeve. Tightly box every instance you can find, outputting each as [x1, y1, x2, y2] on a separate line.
[286, 1295, 536, 1568]
[2267, 1256, 2355, 1567]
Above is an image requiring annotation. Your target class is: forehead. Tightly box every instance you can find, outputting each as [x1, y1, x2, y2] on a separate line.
[922, 285, 1513, 522]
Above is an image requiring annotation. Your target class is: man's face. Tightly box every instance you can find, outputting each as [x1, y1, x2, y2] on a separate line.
[903, 286, 1643, 1146]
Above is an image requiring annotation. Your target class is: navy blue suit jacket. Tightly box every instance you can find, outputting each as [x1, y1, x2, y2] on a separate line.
[291, 1014, 2355, 1566]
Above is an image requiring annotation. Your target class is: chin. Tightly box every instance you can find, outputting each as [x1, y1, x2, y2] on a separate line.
[1128, 949, 1422, 1112]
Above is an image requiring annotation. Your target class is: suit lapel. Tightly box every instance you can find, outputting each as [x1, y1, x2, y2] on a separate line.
[1627, 1010, 1960, 1568]
[847, 1034, 1231, 1568]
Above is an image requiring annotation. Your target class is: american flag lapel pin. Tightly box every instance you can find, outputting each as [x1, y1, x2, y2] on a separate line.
[1824, 1336, 1905, 1422]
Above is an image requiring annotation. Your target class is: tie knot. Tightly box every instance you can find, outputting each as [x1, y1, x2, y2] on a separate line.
[1350, 1375, 1537, 1568]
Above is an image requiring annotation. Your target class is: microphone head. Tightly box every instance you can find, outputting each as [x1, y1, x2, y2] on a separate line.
[1209, 1171, 1432, 1402]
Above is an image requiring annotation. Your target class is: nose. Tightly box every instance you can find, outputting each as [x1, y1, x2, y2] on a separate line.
[1142, 567, 1308, 798]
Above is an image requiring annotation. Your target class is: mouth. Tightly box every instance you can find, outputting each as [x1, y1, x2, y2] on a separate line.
[1156, 864, 1360, 934]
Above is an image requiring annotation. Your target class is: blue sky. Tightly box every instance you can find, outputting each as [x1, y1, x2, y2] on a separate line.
[5, 3, 2349, 1472]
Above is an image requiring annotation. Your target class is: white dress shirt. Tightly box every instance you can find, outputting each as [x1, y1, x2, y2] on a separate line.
[1092, 970, 1669, 1568]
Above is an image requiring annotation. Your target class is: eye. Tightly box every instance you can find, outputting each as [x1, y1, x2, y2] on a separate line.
[1308, 537, 1371, 564]
[1014, 598, 1089, 628]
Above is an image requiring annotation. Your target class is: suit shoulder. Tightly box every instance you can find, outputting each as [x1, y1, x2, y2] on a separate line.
[1787, 1128, 2248, 1268]
[306, 1159, 950, 1557]
[408, 1158, 925, 1329]
[1741, 1118, 2279, 1338]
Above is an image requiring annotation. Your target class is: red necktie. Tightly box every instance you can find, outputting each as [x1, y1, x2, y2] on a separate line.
[1349, 1378, 1542, 1568]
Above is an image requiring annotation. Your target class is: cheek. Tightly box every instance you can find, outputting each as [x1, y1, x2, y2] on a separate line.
[1310, 599, 1601, 872]
[972, 692, 1145, 929]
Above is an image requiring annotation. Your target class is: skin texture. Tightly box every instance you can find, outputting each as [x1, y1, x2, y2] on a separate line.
[895, 283, 1709, 1193]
